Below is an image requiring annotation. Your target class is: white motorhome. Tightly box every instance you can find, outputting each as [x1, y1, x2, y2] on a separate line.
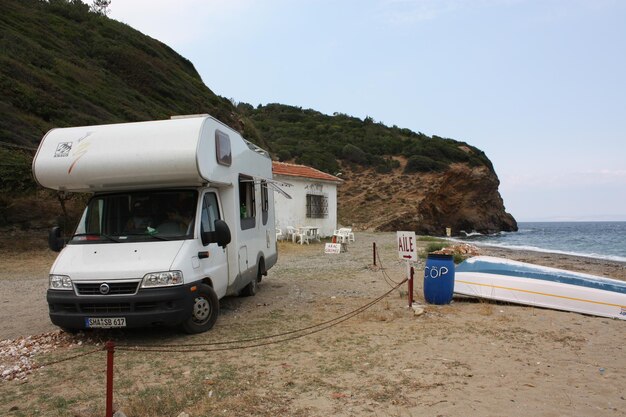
[32, 115, 279, 333]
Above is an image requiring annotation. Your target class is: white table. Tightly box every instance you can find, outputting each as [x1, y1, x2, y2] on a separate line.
[295, 226, 320, 244]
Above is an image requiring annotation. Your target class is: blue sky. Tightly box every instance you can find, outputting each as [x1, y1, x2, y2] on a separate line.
[109, 0, 626, 221]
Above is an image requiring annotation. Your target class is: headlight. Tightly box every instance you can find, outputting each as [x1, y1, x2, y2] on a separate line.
[141, 271, 183, 288]
[50, 275, 73, 290]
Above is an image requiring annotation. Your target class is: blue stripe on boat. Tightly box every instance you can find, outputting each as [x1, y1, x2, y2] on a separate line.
[456, 258, 626, 295]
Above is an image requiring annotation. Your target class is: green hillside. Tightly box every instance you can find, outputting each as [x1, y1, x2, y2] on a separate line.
[239, 103, 494, 176]
[0, 0, 245, 147]
[0, 0, 508, 231]
[1, 0, 493, 170]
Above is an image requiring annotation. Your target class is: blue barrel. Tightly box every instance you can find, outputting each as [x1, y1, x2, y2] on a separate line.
[423, 254, 455, 304]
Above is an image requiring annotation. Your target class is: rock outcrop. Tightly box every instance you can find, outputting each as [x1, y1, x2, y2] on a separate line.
[338, 162, 517, 236]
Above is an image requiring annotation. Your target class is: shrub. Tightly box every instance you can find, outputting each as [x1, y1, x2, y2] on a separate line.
[375, 163, 392, 173]
[295, 151, 339, 174]
[452, 252, 465, 264]
[425, 242, 447, 253]
[276, 149, 292, 162]
[374, 157, 399, 173]
[404, 155, 447, 173]
[418, 241, 447, 259]
[341, 144, 367, 164]
[0, 148, 36, 195]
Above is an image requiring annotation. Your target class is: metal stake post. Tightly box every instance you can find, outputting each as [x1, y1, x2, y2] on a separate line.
[105, 341, 115, 417]
[373, 242, 376, 266]
[408, 266, 414, 307]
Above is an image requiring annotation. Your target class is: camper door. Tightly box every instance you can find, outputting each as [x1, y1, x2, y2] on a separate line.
[198, 191, 229, 296]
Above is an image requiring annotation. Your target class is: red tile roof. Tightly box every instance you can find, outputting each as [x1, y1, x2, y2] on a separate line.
[272, 161, 342, 183]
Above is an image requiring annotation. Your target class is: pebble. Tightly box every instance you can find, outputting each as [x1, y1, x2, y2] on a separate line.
[0, 330, 86, 381]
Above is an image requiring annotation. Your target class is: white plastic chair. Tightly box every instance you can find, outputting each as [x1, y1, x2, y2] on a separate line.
[296, 228, 310, 245]
[286, 226, 296, 243]
[276, 228, 284, 241]
[333, 228, 349, 243]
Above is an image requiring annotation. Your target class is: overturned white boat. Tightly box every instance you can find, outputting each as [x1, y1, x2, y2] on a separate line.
[455, 256, 626, 320]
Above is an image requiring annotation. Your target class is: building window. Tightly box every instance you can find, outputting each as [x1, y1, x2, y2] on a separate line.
[239, 175, 256, 230]
[306, 194, 328, 219]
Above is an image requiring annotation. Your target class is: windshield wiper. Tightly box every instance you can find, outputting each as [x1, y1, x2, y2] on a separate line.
[121, 232, 176, 241]
[101, 233, 122, 243]
[145, 234, 174, 241]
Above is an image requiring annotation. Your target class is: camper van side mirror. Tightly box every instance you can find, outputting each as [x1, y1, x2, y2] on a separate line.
[201, 220, 231, 248]
[48, 226, 65, 252]
[214, 219, 231, 248]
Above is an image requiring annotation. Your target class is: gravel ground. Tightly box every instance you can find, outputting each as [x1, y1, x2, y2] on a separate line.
[1, 232, 625, 416]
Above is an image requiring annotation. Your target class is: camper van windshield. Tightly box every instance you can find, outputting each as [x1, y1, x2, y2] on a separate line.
[70, 190, 198, 244]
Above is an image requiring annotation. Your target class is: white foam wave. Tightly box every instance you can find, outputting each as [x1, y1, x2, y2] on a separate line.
[460, 231, 483, 237]
[473, 242, 626, 263]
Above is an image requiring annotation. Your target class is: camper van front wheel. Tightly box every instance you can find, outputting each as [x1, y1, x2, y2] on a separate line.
[183, 284, 219, 334]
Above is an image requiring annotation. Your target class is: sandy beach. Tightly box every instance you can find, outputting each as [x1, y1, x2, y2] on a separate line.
[0, 231, 624, 416]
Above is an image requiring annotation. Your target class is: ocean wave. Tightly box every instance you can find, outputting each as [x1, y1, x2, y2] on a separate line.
[472, 241, 626, 263]
[459, 231, 483, 237]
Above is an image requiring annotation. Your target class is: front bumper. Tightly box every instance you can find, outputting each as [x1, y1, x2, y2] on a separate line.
[47, 284, 196, 330]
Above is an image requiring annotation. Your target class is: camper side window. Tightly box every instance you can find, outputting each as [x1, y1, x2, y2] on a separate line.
[239, 175, 256, 230]
[215, 130, 232, 166]
[201, 193, 221, 239]
[261, 180, 269, 225]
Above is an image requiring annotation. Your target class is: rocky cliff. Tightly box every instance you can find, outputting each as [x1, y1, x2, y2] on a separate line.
[338, 160, 517, 235]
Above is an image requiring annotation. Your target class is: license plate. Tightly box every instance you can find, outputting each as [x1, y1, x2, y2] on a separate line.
[85, 317, 126, 328]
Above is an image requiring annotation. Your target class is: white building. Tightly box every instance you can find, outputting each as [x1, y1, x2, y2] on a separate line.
[272, 161, 343, 238]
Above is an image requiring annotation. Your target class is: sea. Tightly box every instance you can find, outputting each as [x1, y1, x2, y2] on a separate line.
[455, 222, 626, 263]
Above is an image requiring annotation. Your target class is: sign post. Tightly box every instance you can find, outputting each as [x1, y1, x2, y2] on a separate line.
[397, 231, 417, 307]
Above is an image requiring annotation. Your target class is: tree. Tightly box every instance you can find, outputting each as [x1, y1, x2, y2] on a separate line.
[90, 0, 111, 16]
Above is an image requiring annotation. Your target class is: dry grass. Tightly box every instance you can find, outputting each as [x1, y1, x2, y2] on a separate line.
[0, 229, 49, 253]
[1, 232, 625, 416]
[477, 302, 495, 316]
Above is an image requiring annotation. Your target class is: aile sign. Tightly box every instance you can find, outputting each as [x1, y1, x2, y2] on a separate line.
[397, 231, 417, 262]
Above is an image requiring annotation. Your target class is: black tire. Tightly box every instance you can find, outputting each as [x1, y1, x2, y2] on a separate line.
[240, 263, 263, 297]
[257, 259, 265, 283]
[182, 284, 219, 334]
[240, 274, 258, 297]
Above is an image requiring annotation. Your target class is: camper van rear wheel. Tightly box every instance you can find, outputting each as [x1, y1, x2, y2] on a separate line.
[240, 274, 258, 297]
[241, 263, 262, 297]
[183, 284, 219, 334]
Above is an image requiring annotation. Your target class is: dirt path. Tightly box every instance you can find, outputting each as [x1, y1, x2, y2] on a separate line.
[1, 232, 625, 416]
[0, 251, 58, 340]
